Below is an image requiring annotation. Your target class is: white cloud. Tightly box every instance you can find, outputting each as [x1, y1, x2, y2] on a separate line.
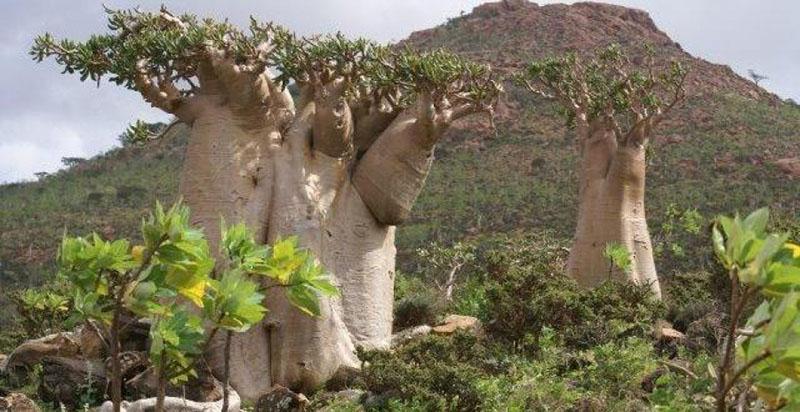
[0, 0, 798, 183]
[0, 117, 87, 182]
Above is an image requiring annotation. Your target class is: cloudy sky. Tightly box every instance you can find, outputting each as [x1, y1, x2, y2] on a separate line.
[0, 0, 797, 183]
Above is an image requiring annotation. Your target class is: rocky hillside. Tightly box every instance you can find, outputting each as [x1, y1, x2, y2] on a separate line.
[408, 0, 773, 99]
[1, 0, 800, 327]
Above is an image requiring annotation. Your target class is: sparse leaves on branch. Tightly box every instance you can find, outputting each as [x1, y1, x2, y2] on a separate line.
[31, 6, 500, 118]
[516, 44, 687, 145]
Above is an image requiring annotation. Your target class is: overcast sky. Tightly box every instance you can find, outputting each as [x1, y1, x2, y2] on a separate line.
[0, 0, 797, 183]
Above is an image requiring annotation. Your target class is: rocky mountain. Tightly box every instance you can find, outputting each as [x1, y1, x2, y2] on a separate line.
[1, 0, 799, 329]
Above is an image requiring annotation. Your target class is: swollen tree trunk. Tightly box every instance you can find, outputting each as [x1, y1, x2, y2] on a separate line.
[192, 98, 444, 400]
[566, 128, 661, 298]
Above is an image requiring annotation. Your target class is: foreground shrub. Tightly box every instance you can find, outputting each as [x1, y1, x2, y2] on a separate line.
[710, 208, 800, 410]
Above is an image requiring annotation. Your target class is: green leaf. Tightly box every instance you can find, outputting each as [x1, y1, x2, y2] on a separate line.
[205, 270, 266, 332]
[744, 208, 770, 235]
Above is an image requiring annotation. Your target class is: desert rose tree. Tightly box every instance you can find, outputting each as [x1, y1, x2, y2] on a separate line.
[517, 45, 686, 298]
[32, 7, 499, 398]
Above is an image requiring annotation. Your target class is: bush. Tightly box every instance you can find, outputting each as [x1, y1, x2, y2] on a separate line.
[481, 234, 664, 352]
[393, 273, 442, 330]
[358, 332, 509, 411]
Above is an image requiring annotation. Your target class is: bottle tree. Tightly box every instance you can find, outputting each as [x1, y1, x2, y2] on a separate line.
[32, 7, 499, 398]
[517, 45, 686, 298]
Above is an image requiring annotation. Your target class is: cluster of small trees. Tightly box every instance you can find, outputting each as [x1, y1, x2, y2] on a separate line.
[26, 5, 800, 410]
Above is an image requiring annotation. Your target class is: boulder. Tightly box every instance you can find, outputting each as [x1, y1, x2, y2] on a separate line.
[97, 388, 240, 412]
[432, 315, 482, 335]
[76, 324, 105, 360]
[654, 320, 686, 342]
[38, 356, 106, 407]
[775, 157, 800, 178]
[0, 392, 40, 412]
[255, 385, 309, 412]
[391, 325, 432, 347]
[2, 332, 81, 375]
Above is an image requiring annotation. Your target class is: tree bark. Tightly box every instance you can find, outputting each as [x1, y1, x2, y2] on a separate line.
[566, 130, 661, 298]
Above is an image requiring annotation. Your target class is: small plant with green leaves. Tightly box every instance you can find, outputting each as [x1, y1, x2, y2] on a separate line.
[710, 208, 800, 410]
[12, 286, 71, 337]
[204, 222, 336, 411]
[654, 203, 703, 259]
[416, 241, 476, 301]
[603, 242, 632, 280]
[60, 200, 213, 412]
[58, 201, 336, 412]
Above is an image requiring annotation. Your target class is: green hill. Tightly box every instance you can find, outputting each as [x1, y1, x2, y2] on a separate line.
[2, 0, 799, 325]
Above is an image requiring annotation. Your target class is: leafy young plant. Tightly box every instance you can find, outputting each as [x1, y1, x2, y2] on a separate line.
[12, 286, 71, 337]
[603, 242, 632, 278]
[710, 208, 800, 410]
[416, 241, 476, 301]
[654, 203, 703, 258]
[206, 221, 336, 411]
[58, 202, 337, 412]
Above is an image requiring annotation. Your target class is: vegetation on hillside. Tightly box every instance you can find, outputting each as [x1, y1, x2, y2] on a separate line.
[2, 1, 800, 411]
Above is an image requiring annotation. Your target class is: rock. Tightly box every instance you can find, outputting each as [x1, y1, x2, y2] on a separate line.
[76, 323, 105, 359]
[432, 315, 482, 335]
[98, 388, 240, 412]
[325, 365, 361, 391]
[3, 332, 81, 376]
[255, 385, 309, 412]
[654, 320, 685, 342]
[655, 327, 686, 342]
[127, 364, 223, 403]
[0, 354, 7, 370]
[775, 157, 800, 178]
[39, 356, 105, 408]
[391, 325, 432, 347]
[0, 392, 40, 412]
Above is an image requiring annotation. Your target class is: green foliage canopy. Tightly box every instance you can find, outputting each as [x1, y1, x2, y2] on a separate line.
[516, 44, 687, 143]
[30, 6, 500, 115]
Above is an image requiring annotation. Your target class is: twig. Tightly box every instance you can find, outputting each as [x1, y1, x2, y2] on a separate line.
[658, 360, 698, 380]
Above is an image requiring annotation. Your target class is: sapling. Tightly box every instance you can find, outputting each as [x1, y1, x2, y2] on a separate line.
[60, 201, 337, 411]
[603, 242, 632, 281]
[711, 208, 800, 410]
[417, 242, 476, 301]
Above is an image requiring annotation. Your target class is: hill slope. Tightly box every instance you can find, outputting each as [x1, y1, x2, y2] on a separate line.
[2, 0, 800, 325]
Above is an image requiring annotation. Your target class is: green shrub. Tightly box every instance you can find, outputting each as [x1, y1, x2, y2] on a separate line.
[393, 273, 442, 330]
[482, 234, 664, 352]
[358, 332, 508, 411]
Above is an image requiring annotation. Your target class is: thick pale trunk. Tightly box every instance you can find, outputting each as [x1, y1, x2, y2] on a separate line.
[199, 105, 397, 400]
[179, 103, 280, 401]
[179, 102, 279, 247]
[352, 114, 436, 225]
[566, 144, 661, 298]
